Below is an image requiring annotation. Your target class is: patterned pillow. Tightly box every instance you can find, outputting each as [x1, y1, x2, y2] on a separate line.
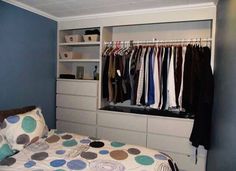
[0, 132, 14, 161]
[1, 108, 48, 151]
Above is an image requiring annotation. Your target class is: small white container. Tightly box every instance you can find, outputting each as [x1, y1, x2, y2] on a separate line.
[65, 34, 82, 43]
[83, 35, 100, 42]
[60, 52, 80, 59]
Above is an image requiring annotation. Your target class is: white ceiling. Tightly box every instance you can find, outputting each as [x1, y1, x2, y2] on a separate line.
[14, 0, 218, 18]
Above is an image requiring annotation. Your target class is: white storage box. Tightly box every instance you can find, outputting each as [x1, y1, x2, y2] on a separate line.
[60, 52, 80, 59]
[83, 35, 100, 42]
[65, 34, 82, 43]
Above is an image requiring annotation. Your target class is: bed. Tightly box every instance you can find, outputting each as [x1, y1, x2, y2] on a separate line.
[0, 107, 178, 171]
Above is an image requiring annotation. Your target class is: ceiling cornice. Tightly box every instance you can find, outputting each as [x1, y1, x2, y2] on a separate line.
[2, 0, 58, 21]
[2, 0, 216, 22]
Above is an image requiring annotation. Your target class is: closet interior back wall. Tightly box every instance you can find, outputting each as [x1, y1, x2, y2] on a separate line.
[111, 20, 211, 41]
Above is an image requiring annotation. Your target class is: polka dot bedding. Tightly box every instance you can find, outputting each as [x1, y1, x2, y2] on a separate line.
[0, 130, 178, 171]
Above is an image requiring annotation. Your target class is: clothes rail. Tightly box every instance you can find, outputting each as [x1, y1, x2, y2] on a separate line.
[104, 38, 212, 45]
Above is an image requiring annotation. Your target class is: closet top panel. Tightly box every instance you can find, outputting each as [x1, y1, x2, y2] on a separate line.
[58, 4, 216, 30]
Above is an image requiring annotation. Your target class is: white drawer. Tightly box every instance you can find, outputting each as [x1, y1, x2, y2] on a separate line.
[56, 94, 97, 111]
[57, 80, 97, 97]
[56, 120, 96, 137]
[147, 133, 207, 157]
[97, 111, 147, 132]
[97, 127, 146, 146]
[160, 150, 206, 171]
[56, 107, 96, 125]
[148, 116, 193, 137]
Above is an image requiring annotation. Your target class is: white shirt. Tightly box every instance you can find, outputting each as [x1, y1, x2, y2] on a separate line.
[167, 46, 177, 108]
[145, 47, 151, 104]
[151, 46, 160, 109]
[178, 46, 187, 110]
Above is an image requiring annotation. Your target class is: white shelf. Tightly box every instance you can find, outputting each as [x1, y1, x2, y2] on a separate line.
[59, 59, 100, 62]
[59, 42, 100, 46]
[57, 78, 99, 83]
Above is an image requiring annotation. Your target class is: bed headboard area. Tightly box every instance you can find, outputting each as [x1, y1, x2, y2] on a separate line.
[0, 106, 36, 123]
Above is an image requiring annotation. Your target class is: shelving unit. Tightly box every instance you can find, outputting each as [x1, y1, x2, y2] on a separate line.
[56, 27, 100, 137]
[58, 27, 100, 80]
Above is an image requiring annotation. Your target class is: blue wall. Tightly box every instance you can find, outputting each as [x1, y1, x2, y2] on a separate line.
[207, 0, 236, 170]
[0, 1, 57, 128]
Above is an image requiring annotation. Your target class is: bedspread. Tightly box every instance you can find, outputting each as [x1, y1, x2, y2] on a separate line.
[0, 130, 178, 171]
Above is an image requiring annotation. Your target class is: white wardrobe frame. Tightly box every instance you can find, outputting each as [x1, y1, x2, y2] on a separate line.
[57, 3, 216, 171]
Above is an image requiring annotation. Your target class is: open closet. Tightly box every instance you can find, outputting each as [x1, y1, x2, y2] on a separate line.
[56, 3, 216, 171]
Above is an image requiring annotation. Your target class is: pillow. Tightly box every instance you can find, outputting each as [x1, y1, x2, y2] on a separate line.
[1, 108, 48, 151]
[0, 106, 36, 123]
[0, 132, 14, 161]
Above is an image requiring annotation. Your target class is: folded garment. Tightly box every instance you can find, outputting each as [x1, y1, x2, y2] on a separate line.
[85, 29, 100, 35]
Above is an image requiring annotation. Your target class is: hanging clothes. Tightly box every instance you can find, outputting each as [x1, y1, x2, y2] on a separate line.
[174, 46, 183, 107]
[151, 46, 161, 109]
[102, 46, 112, 99]
[136, 47, 147, 105]
[182, 44, 193, 113]
[129, 46, 139, 105]
[161, 47, 170, 110]
[148, 46, 155, 105]
[178, 46, 187, 110]
[102, 42, 213, 133]
[167, 46, 176, 108]
[189, 46, 214, 150]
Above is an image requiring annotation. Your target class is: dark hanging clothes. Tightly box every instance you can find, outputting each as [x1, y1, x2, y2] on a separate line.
[113, 54, 124, 103]
[190, 46, 214, 150]
[130, 46, 139, 105]
[148, 46, 155, 105]
[157, 47, 163, 109]
[102, 47, 112, 99]
[174, 46, 183, 107]
[122, 48, 132, 101]
[161, 47, 170, 110]
[140, 46, 149, 105]
[182, 45, 193, 113]
[133, 46, 143, 105]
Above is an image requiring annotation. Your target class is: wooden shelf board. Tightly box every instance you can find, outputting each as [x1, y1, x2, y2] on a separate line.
[59, 42, 100, 46]
[58, 59, 100, 62]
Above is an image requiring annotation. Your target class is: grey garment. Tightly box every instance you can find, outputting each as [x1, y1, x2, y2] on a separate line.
[129, 46, 138, 105]
[136, 47, 147, 105]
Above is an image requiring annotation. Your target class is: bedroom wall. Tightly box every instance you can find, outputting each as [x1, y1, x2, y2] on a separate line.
[207, 0, 236, 170]
[0, 1, 57, 128]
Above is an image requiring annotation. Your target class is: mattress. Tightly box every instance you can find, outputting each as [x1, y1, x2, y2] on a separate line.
[0, 130, 178, 171]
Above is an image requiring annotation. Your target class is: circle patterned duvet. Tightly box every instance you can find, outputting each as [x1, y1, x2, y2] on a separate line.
[0, 130, 178, 171]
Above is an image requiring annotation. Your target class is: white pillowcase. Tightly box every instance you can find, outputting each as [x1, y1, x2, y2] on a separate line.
[1, 108, 48, 151]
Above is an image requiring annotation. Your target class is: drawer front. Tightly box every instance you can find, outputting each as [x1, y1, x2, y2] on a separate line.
[97, 127, 146, 146]
[161, 151, 206, 171]
[148, 116, 193, 137]
[57, 80, 97, 96]
[97, 111, 147, 132]
[56, 120, 96, 137]
[56, 107, 96, 125]
[147, 134, 207, 157]
[56, 94, 97, 111]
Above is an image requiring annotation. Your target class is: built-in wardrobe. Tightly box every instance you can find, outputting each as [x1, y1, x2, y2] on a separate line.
[56, 3, 216, 171]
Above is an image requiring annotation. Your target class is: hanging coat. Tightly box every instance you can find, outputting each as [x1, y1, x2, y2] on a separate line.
[189, 46, 214, 150]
